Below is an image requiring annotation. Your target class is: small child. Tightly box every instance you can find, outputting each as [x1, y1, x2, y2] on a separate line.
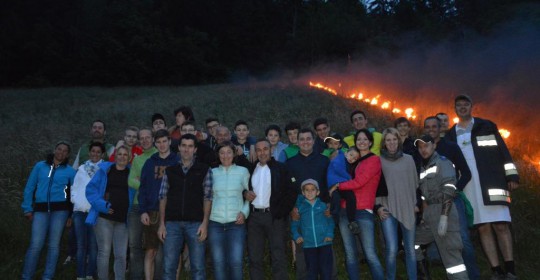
[291, 179, 335, 280]
[327, 147, 360, 234]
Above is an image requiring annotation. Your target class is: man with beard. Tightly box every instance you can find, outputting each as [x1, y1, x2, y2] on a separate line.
[73, 120, 115, 169]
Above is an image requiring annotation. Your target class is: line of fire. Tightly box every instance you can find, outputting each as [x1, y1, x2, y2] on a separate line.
[308, 81, 540, 172]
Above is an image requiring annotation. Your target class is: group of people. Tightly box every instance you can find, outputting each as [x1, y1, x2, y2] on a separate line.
[21, 95, 519, 280]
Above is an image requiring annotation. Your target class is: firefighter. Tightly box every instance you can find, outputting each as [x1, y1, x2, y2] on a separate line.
[414, 135, 468, 280]
[446, 94, 519, 279]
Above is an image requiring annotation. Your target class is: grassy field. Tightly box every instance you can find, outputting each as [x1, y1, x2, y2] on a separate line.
[1, 84, 539, 279]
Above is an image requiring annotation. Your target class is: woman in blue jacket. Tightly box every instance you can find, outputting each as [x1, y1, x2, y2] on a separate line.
[21, 141, 76, 280]
[209, 141, 250, 280]
[85, 146, 135, 280]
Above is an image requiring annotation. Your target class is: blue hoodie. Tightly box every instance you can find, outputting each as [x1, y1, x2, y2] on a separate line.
[291, 197, 334, 249]
[85, 161, 135, 225]
[138, 152, 179, 214]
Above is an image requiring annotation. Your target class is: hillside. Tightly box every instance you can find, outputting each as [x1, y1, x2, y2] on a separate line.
[1, 84, 539, 279]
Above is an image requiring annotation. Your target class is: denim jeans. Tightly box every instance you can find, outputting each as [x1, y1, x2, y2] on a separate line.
[380, 214, 416, 280]
[127, 205, 144, 280]
[339, 209, 384, 280]
[208, 221, 246, 280]
[22, 210, 69, 280]
[162, 221, 206, 280]
[73, 211, 97, 278]
[455, 196, 480, 280]
[94, 217, 128, 280]
[304, 245, 333, 280]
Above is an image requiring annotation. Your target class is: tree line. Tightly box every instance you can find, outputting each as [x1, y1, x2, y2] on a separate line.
[0, 0, 532, 87]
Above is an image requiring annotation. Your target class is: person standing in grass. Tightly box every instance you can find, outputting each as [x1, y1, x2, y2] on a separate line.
[313, 117, 332, 154]
[127, 127, 157, 280]
[264, 124, 288, 161]
[85, 146, 135, 280]
[109, 126, 143, 163]
[376, 128, 418, 280]
[208, 141, 251, 280]
[21, 141, 76, 280]
[413, 135, 468, 280]
[329, 129, 384, 280]
[244, 139, 297, 280]
[158, 134, 213, 280]
[139, 129, 179, 280]
[169, 106, 206, 142]
[73, 120, 115, 169]
[343, 110, 383, 155]
[446, 94, 519, 280]
[291, 179, 335, 280]
[71, 142, 105, 280]
[232, 120, 257, 163]
[424, 116, 479, 280]
[278, 121, 301, 162]
[204, 117, 220, 151]
[286, 128, 330, 280]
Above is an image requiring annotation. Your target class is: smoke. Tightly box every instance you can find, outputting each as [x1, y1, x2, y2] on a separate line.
[295, 14, 540, 148]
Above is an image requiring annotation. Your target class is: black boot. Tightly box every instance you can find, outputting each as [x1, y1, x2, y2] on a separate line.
[417, 259, 431, 280]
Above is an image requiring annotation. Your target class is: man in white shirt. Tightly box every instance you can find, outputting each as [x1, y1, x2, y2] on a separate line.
[244, 139, 297, 280]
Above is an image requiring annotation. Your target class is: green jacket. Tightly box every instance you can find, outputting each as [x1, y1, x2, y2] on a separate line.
[128, 147, 158, 205]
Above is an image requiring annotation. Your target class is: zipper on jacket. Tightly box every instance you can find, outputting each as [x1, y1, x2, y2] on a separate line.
[311, 202, 318, 248]
[47, 164, 57, 212]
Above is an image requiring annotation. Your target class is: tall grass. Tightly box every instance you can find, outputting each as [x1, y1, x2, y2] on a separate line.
[1, 84, 539, 279]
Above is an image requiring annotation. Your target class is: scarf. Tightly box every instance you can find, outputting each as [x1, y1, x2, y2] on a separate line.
[84, 159, 102, 178]
[381, 149, 403, 161]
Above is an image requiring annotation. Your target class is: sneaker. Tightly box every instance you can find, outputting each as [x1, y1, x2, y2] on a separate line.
[505, 273, 518, 280]
[348, 221, 361, 235]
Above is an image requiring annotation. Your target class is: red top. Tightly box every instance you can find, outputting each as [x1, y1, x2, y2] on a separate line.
[109, 145, 144, 163]
[339, 154, 381, 210]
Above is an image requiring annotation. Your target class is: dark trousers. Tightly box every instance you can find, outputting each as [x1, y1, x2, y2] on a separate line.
[331, 190, 356, 223]
[304, 245, 333, 280]
[247, 212, 288, 280]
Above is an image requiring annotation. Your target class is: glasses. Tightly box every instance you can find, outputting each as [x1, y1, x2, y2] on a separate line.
[207, 124, 219, 130]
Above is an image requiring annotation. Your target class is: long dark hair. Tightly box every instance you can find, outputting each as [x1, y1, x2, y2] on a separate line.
[46, 141, 71, 166]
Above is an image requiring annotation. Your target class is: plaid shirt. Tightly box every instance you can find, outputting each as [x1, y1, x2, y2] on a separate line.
[159, 159, 213, 201]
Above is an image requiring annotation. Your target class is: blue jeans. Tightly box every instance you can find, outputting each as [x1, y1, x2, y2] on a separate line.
[380, 214, 416, 280]
[304, 245, 333, 280]
[94, 217, 128, 280]
[127, 205, 144, 280]
[455, 195, 480, 280]
[22, 210, 69, 280]
[339, 209, 384, 280]
[73, 211, 98, 278]
[163, 221, 206, 280]
[208, 221, 246, 280]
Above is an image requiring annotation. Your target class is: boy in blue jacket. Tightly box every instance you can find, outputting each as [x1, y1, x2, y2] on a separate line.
[327, 146, 360, 233]
[291, 179, 335, 280]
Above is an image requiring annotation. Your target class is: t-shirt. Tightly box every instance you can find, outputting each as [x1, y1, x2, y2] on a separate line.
[100, 166, 130, 223]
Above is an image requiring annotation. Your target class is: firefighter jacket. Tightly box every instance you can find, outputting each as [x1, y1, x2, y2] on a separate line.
[419, 152, 459, 232]
[447, 117, 519, 206]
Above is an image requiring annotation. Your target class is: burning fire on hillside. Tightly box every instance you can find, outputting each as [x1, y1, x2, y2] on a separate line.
[308, 81, 510, 139]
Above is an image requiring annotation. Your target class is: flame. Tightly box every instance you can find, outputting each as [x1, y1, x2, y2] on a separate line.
[309, 82, 338, 95]
[308, 81, 511, 137]
[499, 129, 510, 139]
[405, 108, 416, 120]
